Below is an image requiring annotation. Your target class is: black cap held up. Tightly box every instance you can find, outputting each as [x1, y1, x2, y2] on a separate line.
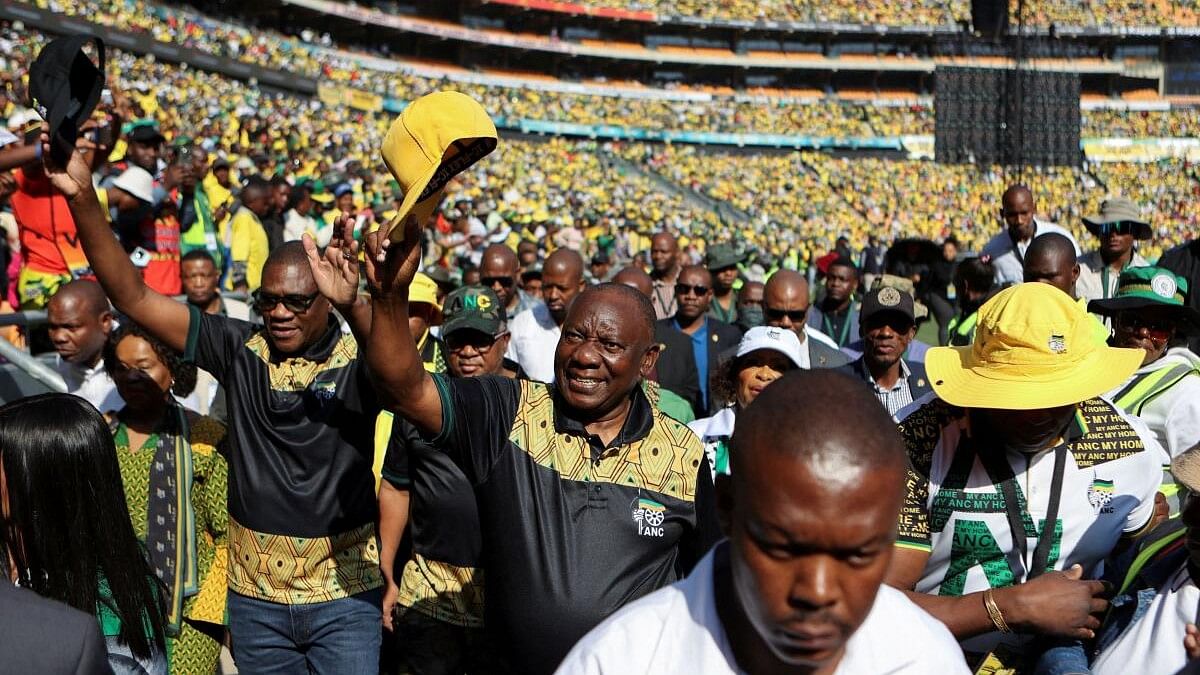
[28, 35, 106, 165]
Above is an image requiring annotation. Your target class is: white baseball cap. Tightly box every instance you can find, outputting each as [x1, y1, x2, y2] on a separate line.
[735, 326, 804, 369]
[111, 166, 155, 203]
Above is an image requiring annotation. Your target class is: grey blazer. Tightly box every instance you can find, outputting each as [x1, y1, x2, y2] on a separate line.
[0, 581, 113, 674]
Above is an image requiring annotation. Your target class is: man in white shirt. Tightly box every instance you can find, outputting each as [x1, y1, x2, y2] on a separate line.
[981, 184, 1080, 286]
[559, 371, 969, 675]
[507, 249, 585, 382]
[47, 279, 123, 413]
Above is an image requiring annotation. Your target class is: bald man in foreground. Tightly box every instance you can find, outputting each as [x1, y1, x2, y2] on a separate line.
[507, 248, 587, 382]
[46, 279, 124, 412]
[559, 371, 968, 674]
[762, 270, 849, 369]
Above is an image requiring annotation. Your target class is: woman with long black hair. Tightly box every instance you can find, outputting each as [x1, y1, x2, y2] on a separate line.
[0, 393, 168, 674]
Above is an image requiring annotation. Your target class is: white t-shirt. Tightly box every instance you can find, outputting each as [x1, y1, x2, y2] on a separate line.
[980, 219, 1081, 286]
[896, 393, 1163, 654]
[1092, 565, 1198, 675]
[557, 545, 970, 675]
[507, 302, 561, 383]
[1105, 347, 1200, 465]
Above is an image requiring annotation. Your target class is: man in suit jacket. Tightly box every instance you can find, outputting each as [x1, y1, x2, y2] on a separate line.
[656, 265, 743, 417]
[836, 287, 932, 417]
[0, 580, 112, 674]
[762, 270, 851, 370]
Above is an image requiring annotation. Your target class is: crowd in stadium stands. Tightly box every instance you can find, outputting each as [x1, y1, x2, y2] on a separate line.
[11, 7, 1200, 674]
[20, 0, 1200, 141]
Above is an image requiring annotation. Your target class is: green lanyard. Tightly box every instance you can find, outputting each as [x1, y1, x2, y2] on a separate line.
[823, 310, 853, 348]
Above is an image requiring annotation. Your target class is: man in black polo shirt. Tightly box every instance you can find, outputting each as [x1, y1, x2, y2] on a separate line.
[47, 149, 384, 673]
[380, 285, 521, 674]
[365, 219, 720, 673]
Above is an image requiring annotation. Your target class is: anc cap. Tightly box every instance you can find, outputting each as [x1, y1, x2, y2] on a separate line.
[925, 283, 1143, 409]
[441, 286, 505, 338]
[860, 287, 916, 326]
[1088, 266, 1200, 335]
[380, 91, 497, 242]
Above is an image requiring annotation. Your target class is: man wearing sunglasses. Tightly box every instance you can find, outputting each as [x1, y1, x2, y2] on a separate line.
[479, 243, 536, 321]
[837, 287, 931, 418]
[761, 270, 850, 370]
[1076, 197, 1152, 306]
[379, 286, 523, 674]
[49, 142, 386, 673]
[656, 265, 742, 417]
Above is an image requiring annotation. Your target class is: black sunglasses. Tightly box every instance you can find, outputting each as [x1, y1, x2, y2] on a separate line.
[252, 290, 321, 313]
[481, 276, 515, 289]
[675, 283, 710, 297]
[1096, 222, 1139, 236]
[766, 307, 807, 322]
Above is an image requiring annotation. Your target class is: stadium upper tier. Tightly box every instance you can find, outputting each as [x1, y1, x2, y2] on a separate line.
[479, 0, 1200, 31]
[2, 25, 1195, 262]
[12, 0, 1197, 144]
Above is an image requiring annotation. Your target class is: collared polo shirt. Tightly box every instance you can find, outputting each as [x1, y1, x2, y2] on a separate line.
[428, 376, 719, 673]
[184, 305, 382, 604]
[57, 356, 124, 414]
[896, 393, 1162, 654]
[980, 220, 1080, 286]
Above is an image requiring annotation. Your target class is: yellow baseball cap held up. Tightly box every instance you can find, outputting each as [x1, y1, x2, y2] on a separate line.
[380, 91, 497, 242]
[925, 283, 1143, 410]
[408, 272, 443, 325]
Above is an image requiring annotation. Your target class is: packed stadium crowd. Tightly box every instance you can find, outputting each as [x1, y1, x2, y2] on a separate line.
[7, 6, 1200, 674]
[19, 0, 1200, 140]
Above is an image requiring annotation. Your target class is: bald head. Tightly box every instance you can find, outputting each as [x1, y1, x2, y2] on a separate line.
[264, 240, 313, 277]
[1023, 232, 1080, 297]
[480, 244, 521, 309]
[763, 270, 811, 341]
[49, 279, 110, 316]
[1001, 184, 1036, 241]
[732, 370, 905, 487]
[613, 265, 653, 298]
[650, 232, 680, 277]
[543, 248, 586, 324]
[47, 280, 113, 366]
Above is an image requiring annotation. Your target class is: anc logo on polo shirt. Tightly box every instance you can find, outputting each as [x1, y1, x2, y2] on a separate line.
[632, 497, 667, 537]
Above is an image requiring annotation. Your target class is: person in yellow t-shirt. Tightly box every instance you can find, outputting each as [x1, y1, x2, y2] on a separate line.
[226, 177, 271, 293]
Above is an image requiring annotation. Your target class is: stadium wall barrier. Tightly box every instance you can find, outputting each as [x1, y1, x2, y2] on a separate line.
[0, 2, 319, 94]
[480, 0, 1200, 37]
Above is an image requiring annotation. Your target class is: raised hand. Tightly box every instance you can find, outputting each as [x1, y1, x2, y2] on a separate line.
[302, 214, 360, 307]
[40, 128, 95, 202]
[364, 214, 423, 300]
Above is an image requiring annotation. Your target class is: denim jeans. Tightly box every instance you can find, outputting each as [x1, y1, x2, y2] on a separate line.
[228, 588, 383, 674]
[1031, 639, 1091, 675]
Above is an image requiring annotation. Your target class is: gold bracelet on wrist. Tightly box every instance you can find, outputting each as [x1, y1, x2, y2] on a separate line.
[983, 589, 1012, 634]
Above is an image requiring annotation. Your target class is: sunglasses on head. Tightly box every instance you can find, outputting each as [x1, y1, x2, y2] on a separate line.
[252, 290, 321, 314]
[766, 307, 807, 322]
[481, 276, 515, 288]
[675, 283, 710, 297]
[1096, 222, 1139, 236]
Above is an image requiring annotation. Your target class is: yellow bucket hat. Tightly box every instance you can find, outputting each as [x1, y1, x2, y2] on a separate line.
[408, 272, 443, 325]
[925, 283, 1143, 410]
[380, 91, 497, 242]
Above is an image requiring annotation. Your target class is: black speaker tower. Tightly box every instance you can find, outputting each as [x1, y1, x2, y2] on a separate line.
[971, 0, 1009, 38]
